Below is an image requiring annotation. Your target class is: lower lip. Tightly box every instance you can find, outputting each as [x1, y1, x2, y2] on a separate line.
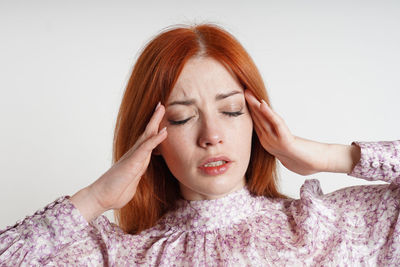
[198, 161, 232, 176]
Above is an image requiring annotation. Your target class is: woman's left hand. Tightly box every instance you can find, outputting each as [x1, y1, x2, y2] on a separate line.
[244, 89, 330, 176]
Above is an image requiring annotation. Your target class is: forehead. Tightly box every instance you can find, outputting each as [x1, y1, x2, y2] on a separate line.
[168, 57, 243, 99]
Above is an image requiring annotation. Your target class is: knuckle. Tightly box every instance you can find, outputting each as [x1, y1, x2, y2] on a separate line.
[144, 124, 152, 135]
[141, 136, 157, 151]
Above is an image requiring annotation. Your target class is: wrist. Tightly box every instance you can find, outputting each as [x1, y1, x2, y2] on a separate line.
[70, 187, 107, 223]
[325, 143, 361, 173]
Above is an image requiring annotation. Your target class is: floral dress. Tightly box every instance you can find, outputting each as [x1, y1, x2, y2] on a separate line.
[1, 140, 400, 266]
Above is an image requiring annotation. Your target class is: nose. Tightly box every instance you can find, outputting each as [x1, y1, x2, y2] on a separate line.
[197, 117, 224, 148]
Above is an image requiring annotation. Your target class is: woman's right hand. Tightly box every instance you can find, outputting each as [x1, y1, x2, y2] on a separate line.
[70, 102, 167, 222]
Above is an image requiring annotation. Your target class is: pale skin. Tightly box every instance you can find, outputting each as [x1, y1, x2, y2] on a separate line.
[154, 57, 254, 201]
[71, 89, 361, 223]
[244, 90, 361, 175]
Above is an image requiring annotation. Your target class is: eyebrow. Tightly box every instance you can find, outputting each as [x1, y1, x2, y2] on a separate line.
[167, 90, 243, 107]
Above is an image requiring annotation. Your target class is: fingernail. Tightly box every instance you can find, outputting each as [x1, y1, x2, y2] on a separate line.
[155, 101, 161, 111]
[158, 126, 167, 134]
[261, 99, 268, 108]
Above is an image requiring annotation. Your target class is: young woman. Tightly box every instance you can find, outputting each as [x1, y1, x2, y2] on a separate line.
[1, 23, 399, 266]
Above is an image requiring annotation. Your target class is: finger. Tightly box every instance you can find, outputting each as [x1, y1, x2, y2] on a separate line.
[118, 127, 167, 176]
[252, 120, 264, 139]
[134, 103, 165, 149]
[144, 103, 165, 134]
[252, 119, 278, 155]
[118, 128, 168, 194]
[244, 89, 262, 111]
[253, 121, 273, 150]
[244, 90, 275, 130]
[244, 91, 267, 125]
[259, 101, 291, 139]
[248, 102, 274, 135]
[245, 90, 281, 137]
[132, 127, 168, 164]
[245, 90, 292, 146]
[259, 100, 282, 133]
[119, 113, 166, 165]
[252, 110, 274, 137]
[244, 89, 276, 120]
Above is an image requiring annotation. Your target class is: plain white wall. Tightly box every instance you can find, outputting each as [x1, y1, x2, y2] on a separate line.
[1, 0, 399, 229]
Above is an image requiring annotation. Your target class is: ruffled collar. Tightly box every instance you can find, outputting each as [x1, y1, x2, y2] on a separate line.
[160, 186, 259, 232]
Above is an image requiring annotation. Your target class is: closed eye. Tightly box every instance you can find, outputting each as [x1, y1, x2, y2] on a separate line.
[168, 110, 244, 125]
[168, 117, 193, 125]
[222, 111, 244, 117]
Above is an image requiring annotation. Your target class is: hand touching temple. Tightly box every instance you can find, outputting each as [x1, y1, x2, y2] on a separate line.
[245, 89, 362, 176]
[1, 23, 399, 266]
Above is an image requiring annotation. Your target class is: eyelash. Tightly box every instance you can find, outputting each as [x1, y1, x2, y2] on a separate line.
[169, 111, 244, 125]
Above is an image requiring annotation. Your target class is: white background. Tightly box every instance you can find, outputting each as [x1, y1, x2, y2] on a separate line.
[1, 0, 399, 229]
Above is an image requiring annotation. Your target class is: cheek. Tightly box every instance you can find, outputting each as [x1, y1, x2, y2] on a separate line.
[160, 128, 192, 163]
[245, 113, 253, 131]
[236, 113, 253, 133]
[235, 115, 253, 150]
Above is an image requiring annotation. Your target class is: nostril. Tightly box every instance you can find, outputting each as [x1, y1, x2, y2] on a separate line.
[199, 137, 223, 147]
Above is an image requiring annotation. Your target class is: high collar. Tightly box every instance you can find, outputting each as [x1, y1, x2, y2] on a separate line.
[160, 186, 259, 232]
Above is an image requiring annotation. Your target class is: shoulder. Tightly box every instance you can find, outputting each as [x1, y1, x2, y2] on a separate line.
[296, 178, 400, 211]
[253, 178, 399, 233]
[89, 214, 173, 249]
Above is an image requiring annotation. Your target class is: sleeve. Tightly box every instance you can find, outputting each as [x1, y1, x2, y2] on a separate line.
[0, 196, 110, 266]
[288, 140, 400, 264]
[348, 140, 400, 186]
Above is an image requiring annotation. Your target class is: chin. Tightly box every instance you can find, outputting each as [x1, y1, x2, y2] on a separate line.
[183, 179, 245, 200]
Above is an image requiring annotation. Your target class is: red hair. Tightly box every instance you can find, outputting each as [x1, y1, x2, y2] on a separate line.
[113, 23, 289, 234]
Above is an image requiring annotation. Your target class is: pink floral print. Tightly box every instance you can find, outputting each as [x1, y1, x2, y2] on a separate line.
[1, 140, 399, 266]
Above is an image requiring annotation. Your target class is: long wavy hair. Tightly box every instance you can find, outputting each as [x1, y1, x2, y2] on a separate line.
[113, 23, 289, 235]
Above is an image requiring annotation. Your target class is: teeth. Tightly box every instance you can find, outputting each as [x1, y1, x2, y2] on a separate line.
[203, 160, 227, 167]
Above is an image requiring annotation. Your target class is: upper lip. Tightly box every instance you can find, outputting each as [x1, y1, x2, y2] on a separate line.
[198, 155, 231, 167]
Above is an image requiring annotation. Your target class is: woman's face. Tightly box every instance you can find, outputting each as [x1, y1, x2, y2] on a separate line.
[157, 56, 253, 200]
